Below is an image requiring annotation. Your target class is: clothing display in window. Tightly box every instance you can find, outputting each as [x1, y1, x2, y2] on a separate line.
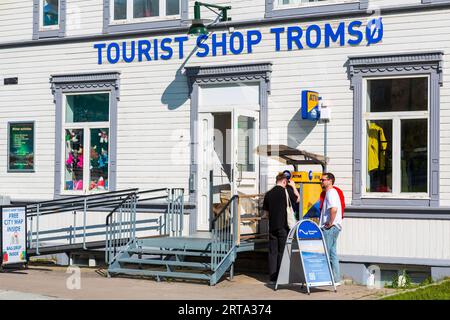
[367, 122, 388, 172]
[89, 129, 109, 191]
[65, 129, 84, 191]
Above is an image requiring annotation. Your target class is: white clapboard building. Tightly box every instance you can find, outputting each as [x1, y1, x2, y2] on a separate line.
[0, 0, 449, 284]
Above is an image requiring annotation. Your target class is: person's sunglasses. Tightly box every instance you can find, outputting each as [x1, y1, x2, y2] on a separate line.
[320, 178, 329, 182]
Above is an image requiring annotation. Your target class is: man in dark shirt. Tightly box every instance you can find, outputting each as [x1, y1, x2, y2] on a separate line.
[283, 170, 301, 220]
[263, 173, 298, 282]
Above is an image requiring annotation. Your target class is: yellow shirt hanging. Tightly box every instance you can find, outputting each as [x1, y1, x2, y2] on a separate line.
[368, 123, 388, 172]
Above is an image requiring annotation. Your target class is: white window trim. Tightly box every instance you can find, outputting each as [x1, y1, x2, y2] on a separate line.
[110, 0, 181, 25]
[39, 0, 60, 31]
[274, 0, 359, 10]
[361, 75, 430, 200]
[61, 92, 111, 195]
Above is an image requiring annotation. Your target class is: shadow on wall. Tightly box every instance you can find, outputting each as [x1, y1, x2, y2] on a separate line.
[287, 108, 317, 149]
[161, 69, 189, 110]
[161, 40, 202, 110]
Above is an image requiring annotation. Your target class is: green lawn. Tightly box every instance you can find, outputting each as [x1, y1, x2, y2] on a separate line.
[382, 280, 450, 300]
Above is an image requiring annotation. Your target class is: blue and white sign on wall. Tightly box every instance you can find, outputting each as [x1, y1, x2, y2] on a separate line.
[302, 91, 321, 121]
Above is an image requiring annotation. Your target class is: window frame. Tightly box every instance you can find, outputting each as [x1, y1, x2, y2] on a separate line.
[348, 51, 443, 208]
[104, 0, 188, 34]
[33, 0, 66, 40]
[266, 0, 368, 19]
[361, 75, 430, 199]
[50, 72, 120, 198]
[61, 92, 111, 195]
[110, 0, 180, 24]
[39, 0, 61, 30]
[274, 0, 358, 10]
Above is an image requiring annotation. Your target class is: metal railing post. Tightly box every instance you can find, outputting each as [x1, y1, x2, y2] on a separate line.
[179, 191, 184, 237]
[29, 215, 33, 250]
[83, 198, 87, 250]
[233, 197, 239, 246]
[133, 193, 137, 239]
[72, 210, 77, 244]
[36, 204, 40, 255]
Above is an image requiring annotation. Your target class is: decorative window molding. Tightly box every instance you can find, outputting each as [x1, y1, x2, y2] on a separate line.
[186, 63, 273, 94]
[185, 63, 272, 234]
[265, 0, 368, 19]
[103, 0, 189, 34]
[33, 0, 67, 40]
[50, 72, 120, 196]
[348, 51, 443, 208]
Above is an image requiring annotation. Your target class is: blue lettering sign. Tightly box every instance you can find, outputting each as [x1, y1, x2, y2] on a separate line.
[366, 18, 384, 46]
[196, 35, 209, 57]
[287, 26, 303, 51]
[93, 19, 384, 64]
[324, 22, 345, 48]
[212, 33, 227, 56]
[270, 27, 285, 52]
[229, 32, 245, 55]
[347, 20, 363, 46]
[247, 30, 262, 53]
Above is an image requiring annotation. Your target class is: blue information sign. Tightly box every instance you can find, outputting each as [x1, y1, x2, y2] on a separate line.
[297, 220, 334, 288]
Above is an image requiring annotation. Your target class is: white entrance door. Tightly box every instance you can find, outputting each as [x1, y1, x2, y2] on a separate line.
[232, 110, 260, 197]
[197, 113, 214, 231]
[197, 109, 260, 231]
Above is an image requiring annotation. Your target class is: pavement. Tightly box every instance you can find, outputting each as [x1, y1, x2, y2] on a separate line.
[0, 265, 393, 300]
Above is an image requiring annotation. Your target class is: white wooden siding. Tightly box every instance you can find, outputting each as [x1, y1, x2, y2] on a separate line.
[339, 218, 450, 260]
[0, 8, 450, 260]
[66, 0, 104, 37]
[0, 0, 33, 43]
[0, 1, 434, 44]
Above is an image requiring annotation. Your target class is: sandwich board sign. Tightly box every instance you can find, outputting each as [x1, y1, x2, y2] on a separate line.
[275, 219, 336, 294]
[1, 206, 27, 269]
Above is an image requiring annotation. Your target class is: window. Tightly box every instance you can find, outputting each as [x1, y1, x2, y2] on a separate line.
[42, 0, 59, 28]
[104, 0, 187, 34]
[112, 0, 180, 22]
[348, 52, 442, 207]
[33, 0, 66, 39]
[267, 0, 367, 18]
[276, 0, 352, 8]
[63, 93, 110, 193]
[237, 116, 256, 173]
[364, 77, 429, 197]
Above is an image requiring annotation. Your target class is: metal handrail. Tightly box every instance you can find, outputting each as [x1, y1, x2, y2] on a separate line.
[105, 193, 137, 264]
[27, 188, 140, 207]
[26, 189, 139, 255]
[105, 188, 185, 265]
[211, 195, 239, 271]
[27, 189, 140, 216]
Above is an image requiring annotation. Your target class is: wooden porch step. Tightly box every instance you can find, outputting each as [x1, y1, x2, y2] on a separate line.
[239, 233, 269, 240]
[108, 268, 211, 281]
[118, 257, 211, 269]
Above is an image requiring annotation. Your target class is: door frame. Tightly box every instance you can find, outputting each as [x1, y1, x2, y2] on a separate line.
[196, 109, 260, 231]
[186, 63, 272, 235]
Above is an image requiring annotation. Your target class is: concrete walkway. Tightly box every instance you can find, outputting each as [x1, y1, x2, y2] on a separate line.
[0, 266, 393, 300]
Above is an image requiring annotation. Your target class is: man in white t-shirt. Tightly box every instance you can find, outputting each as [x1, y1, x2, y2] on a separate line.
[319, 172, 342, 284]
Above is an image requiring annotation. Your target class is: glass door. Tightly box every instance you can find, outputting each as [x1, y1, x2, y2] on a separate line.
[232, 110, 259, 197]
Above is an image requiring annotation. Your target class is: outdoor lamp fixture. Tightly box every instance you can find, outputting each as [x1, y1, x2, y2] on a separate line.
[187, 1, 232, 36]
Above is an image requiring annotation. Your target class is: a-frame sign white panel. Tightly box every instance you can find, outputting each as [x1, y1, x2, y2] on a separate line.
[275, 220, 336, 294]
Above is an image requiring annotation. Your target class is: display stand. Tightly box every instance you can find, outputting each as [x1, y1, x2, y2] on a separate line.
[275, 219, 336, 294]
[1, 206, 28, 272]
